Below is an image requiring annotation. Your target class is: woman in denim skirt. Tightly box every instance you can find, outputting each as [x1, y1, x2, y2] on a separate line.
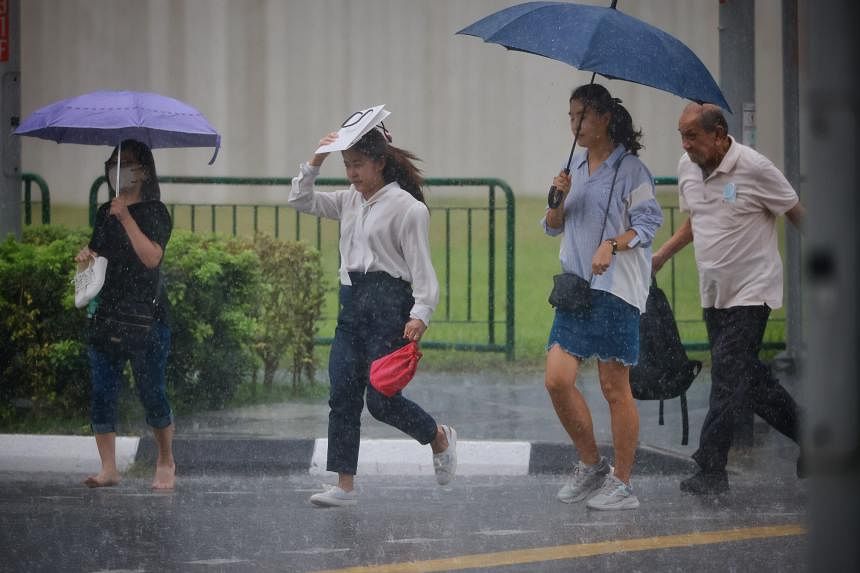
[542, 84, 663, 510]
[289, 122, 456, 507]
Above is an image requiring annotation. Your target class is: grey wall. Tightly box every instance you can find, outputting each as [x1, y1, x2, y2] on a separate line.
[19, 0, 786, 206]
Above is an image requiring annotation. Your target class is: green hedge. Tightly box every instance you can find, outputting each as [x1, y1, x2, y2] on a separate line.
[247, 233, 325, 390]
[0, 227, 93, 421]
[0, 226, 325, 429]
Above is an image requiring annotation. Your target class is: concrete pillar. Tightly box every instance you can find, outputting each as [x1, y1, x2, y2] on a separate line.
[0, 0, 20, 240]
[775, 0, 804, 378]
[802, 0, 860, 569]
[719, 0, 756, 448]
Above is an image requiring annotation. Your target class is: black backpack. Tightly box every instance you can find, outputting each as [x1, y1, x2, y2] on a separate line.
[630, 277, 702, 445]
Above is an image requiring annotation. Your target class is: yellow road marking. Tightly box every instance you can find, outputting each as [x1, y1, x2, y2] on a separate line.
[311, 523, 806, 573]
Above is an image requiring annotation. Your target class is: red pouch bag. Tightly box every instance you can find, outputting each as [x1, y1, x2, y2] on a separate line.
[369, 341, 423, 397]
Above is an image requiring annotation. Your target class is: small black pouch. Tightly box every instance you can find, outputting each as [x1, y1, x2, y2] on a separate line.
[88, 299, 156, 357]
[548, 272, 592, 312]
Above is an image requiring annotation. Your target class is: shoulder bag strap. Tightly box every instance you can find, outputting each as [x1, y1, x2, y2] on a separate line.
[588, 152, 630, 284]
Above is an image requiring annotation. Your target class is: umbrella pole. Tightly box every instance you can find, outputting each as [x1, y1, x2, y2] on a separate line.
[547, 73, 596, 208]
[115, 140, 122, 199]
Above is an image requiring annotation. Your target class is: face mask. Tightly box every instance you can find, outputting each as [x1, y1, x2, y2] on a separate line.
[107, 166, 140, 192]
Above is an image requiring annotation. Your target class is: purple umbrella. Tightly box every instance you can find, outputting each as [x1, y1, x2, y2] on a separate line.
[15, 90, 221, 165]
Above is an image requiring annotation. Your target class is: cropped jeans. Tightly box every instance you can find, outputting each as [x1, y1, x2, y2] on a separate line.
[326, 272, 438, 475]
[88, 320, 172, 434]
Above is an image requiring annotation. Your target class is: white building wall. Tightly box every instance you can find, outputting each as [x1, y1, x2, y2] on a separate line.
[19, 0, 785, 205]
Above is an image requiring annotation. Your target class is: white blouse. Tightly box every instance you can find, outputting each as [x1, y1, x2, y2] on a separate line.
[288, 162, 439, 326]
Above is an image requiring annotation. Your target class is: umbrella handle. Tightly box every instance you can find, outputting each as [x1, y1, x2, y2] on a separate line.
[548, 185, 564, 209]
[547, 167, 571, 209]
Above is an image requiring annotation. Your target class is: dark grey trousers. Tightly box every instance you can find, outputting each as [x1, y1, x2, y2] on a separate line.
[326, 272, 437, 475]
[693, 305, 799, 472]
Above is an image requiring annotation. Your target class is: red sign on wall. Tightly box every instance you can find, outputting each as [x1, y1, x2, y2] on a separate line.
[0, 0, 8, 62]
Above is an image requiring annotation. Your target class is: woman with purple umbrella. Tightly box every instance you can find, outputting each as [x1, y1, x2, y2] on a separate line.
[74, 140, 176, 490]
[542, 84, 662, 510]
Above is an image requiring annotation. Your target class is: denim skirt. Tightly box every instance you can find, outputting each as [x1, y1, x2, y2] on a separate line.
[547, 288, 640, 366]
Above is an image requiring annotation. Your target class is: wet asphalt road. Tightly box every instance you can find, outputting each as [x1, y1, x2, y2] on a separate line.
[0, 470, 807, 573]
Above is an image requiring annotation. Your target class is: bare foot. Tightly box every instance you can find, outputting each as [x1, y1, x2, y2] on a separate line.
[83, 471, 121, 488]
[151, 463, 176, 491]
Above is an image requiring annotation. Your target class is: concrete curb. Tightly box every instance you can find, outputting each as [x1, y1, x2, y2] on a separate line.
[0, 434, 697, 476]
[133, 436, 697, 476]
[0, 434, 140, 474]
[529, 442, 697, 475]
[135, 436, 316, 474]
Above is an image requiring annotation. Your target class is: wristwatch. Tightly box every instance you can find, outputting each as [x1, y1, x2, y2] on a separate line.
[607, 239, 618, 255]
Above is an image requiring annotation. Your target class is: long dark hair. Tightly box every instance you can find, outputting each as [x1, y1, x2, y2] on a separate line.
[105, 139, 162, 201]
[350, 127, 425, 203]
[570, 83, 644, 155]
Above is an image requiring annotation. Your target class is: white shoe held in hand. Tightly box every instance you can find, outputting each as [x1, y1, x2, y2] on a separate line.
[74, 255, 107, 309]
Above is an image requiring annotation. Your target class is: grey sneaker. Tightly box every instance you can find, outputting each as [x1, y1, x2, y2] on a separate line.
[586, 475, 640, 510]
[309, 486, 357, 507]
[433, 425, 457, 485]
[557, 457, 611, 503]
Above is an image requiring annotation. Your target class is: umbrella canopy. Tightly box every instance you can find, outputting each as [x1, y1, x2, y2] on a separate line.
[15, 90, 222, 164]
[457, 1, 730, 111]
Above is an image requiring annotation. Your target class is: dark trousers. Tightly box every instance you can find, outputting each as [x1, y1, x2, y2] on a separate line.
[693, 305, 799, 472]
[326, 272, 438, 475]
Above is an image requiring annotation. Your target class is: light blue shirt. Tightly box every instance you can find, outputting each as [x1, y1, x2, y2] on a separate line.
[541, 145, 663, 312]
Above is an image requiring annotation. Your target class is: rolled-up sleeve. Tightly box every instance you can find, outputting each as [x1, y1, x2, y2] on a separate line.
[541, 212, 564, 237]
[288, 162, 343, 219]
[626, 181, 662, 248]
[401, 202, 439, 325]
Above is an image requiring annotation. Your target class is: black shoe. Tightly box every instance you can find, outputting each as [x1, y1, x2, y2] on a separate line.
[680, 470, 729, 495]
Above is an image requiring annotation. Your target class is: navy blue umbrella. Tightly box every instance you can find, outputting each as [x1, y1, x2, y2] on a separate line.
[458, 1, 731, 207]
[457, 1, 730, 111]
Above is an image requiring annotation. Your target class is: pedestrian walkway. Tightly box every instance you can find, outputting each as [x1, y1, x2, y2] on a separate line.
[0, 364, 803, 480]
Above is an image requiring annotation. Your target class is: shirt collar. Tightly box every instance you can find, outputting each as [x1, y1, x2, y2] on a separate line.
[360, 181, 399, 206]
[573, 144, 627, 171]
[709, 136, 740, 178]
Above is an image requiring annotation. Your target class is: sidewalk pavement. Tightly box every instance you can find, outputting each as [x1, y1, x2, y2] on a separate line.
[0, 364, 802, 480]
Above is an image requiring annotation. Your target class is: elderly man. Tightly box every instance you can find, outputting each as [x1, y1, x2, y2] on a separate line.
[652, 103, 805, 494]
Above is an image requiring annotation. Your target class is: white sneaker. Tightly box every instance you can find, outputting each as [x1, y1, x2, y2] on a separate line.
[433, 425, 457, 485]
[74, 255, 107, 309]
[586, 475, 640, 510]
[557, 457, 611, 503]
[309, 486, 356, 507]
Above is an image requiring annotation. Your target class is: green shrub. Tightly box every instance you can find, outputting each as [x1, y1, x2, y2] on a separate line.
[0, 226, 327, 429]
[161, 231, 261, 411]
[250, 233, 325, 390]
[0, 227, 92, 422]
